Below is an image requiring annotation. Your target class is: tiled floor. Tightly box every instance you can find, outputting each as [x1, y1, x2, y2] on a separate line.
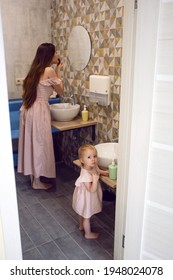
[15, 162, 116, 260]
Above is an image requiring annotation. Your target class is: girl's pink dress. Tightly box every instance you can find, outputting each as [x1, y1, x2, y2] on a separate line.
[72, 167, 102, 219]
[17, 77, 61, 178]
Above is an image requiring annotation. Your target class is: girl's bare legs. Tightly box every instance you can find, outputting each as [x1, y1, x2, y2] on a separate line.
[32, 177, 52, 190]
[83, 218, 99, 239]
[79, 215, 84, 230]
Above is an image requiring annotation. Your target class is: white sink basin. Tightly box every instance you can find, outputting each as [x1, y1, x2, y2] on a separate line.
[95, 142, 118, 168]
[50, 103, 80, 121]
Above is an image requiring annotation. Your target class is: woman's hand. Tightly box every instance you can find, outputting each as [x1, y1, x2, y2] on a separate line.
[57, 58, 61, 65]
[57, 58, 63, 69]
[55, 59, 63, 83]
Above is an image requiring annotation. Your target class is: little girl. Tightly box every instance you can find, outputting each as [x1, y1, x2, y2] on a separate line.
[72, 144, 109, 239]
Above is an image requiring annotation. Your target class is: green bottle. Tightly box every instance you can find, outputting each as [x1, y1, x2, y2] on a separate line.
[108, 160, 117, 180]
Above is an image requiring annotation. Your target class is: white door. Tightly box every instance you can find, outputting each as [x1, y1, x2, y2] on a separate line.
[114, 0, 161, 259]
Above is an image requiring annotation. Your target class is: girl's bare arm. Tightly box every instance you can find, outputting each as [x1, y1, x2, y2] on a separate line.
[97, 165, 109, 177]
[84, 173, 99, 192]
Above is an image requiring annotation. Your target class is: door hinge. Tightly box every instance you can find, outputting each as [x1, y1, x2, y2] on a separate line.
[122, 234, 125, 248]
[134, 0, 138, 9]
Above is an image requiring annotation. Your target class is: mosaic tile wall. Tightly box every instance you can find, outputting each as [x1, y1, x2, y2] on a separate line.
[51, 0, 124, 165]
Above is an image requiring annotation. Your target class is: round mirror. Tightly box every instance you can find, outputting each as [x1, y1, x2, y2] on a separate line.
[67, 26, 91, 71]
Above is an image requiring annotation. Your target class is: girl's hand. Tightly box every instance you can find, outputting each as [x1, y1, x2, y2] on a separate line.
[92, 173, 99, 182]
[101, 170, 109, 177]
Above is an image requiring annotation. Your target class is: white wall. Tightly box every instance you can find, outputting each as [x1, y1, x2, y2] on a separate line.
[0, 4, 22, 259]
[0, 0, 52, 99]
[0, 214, 5, 259]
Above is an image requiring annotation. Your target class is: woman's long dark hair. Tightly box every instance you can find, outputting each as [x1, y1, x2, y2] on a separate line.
[22, 43, 55, 109]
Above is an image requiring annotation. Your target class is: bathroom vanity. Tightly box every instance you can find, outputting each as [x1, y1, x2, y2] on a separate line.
[51, 117, 116, 189]
[51, 117, 97, 140]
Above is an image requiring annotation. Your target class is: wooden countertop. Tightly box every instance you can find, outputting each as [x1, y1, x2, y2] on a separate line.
[73, 159, 117, 189]
[51, 117, 97, 131]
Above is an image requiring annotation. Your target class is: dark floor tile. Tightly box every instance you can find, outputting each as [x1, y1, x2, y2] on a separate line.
[61, 181, 76, 195]
[55, 235, 90, 260]
[95, 211, 115, 236]
[40, 196, 78, 233]
[17, 188, 40, 206]
[17, 194, 27, 210]
[53, 208, 78, 233]
[19, 207, 51, 246]
[28, 203, 68, 239]
[54, 196, 78, 225]
[103, 201, 116, 220]
[23, 248, 44, 260]
[66, 192, 73, 201]
[49, 183, 70, 197]
[50, 184, 72, 198]
[92, 226, 114, 257]
[15, 180, 30, 191]
[20, 226, 35, 252]
[37, 241, 67, 260]
[70, 230, 112, 260]
[53, 195, 74, 216]
[102, 189, 116, 202]
[65, 205, 79, 222]
[56, 163, 78, 182]
[33, 188, 59, 200]
[38, 197, 63, 214]
[15, 172, 30, 184]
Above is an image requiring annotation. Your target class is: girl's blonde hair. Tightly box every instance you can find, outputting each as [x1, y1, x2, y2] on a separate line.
[78, 144, 97, 160]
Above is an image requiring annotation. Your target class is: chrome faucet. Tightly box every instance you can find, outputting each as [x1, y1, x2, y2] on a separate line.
[111, 137, 118, 143]
[61, 90, 76, 105]
[69, 90, 76, 105]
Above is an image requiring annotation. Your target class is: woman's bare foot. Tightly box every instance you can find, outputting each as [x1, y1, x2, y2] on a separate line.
[84, 232, 100, 239]
[32, 178, 52, 190]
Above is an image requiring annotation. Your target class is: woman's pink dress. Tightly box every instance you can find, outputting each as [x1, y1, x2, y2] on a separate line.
[72, 167, 103, 219]
[17, 77, 61, 178]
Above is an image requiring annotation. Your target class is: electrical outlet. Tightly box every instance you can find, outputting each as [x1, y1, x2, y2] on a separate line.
[15, 78, 24, 85]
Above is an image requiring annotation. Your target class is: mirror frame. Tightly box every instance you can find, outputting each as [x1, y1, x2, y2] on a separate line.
[67, 26, 91, 71]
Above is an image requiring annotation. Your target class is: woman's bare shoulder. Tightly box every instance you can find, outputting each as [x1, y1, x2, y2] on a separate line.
[44, 67, 56, 77]
[39, 67, 56, 81]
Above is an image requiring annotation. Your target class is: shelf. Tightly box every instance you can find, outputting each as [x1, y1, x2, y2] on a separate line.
[73, 159, 117, 189]
[51, 117, 97, 140]
[51, 117, 97, 131]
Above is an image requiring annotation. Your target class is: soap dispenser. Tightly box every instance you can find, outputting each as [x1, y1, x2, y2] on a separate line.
[82, 105, 88, 121]
[108, 159, 117, 180]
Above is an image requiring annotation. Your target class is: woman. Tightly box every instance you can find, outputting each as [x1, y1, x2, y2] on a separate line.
[18, 43, 63, 189]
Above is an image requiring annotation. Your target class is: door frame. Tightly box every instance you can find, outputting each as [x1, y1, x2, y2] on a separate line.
[114, 0, 137, 260]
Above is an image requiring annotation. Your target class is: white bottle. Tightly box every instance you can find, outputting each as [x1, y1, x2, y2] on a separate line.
[82, 105, 88, 121]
